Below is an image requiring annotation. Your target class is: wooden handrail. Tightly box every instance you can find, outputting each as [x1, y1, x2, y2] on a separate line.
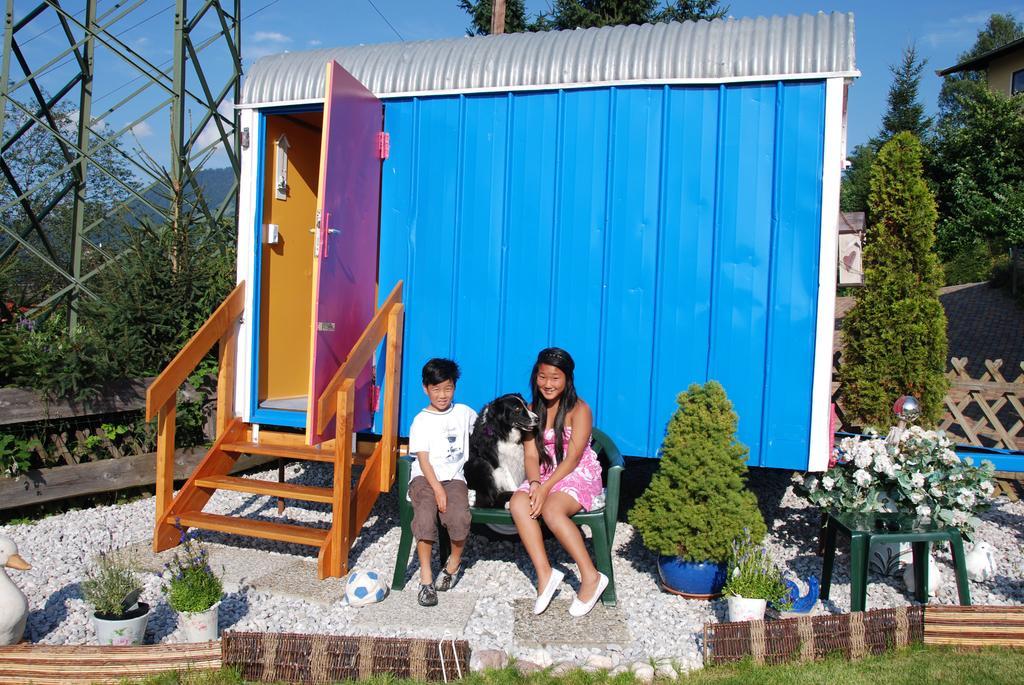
[316, 281, 403, 428]
[146, 281, 245, 421]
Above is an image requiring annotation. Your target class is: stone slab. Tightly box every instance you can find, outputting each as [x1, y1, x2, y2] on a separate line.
[349, 588, 480, 635]
[247, 558, 346, 605]
[513, 599, 630, 648]
[121, 541, 322, 599]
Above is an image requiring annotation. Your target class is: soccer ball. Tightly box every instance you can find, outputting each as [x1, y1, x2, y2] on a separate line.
[342, 569, 389, 606]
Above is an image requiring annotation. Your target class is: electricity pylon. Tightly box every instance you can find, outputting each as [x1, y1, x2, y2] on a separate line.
[1, 0, 242, 330]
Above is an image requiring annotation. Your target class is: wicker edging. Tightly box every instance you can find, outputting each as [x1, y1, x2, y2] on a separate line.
[0, 631, 472, 685]
[221, 630, 472, 684]
[2, 608, 1020, 684]
[923, 605, 1024, 648]
[0, 641, 222, 685]
[704, 605, 923, 666]
[704, 604, 1024, 666]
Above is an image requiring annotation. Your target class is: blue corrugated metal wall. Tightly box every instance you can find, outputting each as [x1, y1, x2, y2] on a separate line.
[378, 82, 825, 469]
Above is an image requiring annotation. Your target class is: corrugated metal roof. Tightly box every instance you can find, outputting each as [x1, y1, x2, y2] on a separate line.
[240, 12, 857, 106]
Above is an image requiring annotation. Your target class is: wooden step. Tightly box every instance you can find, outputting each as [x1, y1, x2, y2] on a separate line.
[240, 429, 381, 461]
[173, 511, 328, 547]
[194, 475, 334, 503]
[221, 441, 341, 464]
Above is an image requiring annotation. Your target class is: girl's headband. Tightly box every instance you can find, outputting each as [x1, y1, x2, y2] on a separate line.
[537, 347, 575, 373]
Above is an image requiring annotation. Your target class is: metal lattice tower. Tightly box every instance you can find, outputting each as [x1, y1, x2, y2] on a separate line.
[1, 0, 242, 329]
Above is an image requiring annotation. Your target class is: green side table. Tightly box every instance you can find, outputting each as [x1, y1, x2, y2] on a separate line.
[820, 511, 972, 612]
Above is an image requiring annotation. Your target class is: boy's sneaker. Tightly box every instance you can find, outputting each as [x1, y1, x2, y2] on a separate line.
[435, 560, 462, 592]
[417, 583, 438, 607]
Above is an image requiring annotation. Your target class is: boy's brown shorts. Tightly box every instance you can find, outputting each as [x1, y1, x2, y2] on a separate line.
[409, 477, 471, 543]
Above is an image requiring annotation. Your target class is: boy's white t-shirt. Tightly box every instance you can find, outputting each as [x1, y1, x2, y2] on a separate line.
[408, 403, 478, 483]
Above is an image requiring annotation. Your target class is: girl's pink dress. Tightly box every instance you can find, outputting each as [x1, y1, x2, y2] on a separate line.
[516, 426, 603, 511]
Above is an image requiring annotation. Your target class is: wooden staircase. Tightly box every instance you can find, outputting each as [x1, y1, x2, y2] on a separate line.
[145, 282, 405, 579]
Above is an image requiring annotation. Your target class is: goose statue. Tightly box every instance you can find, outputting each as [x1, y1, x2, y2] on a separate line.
[965, 541, 997, 582]
[903, 555, 943, 596]
[0, 535, 31, 645]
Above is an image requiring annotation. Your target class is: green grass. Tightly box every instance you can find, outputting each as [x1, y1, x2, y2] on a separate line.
[123, 645, 1024, 685]
[118, 667, 246, 685]
[688, 645, 1024, 684]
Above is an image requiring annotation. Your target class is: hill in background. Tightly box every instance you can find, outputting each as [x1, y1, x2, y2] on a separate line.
[129, 166, 237, 226]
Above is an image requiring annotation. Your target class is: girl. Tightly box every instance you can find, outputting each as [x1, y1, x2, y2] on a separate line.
[509, 347, 608, 617]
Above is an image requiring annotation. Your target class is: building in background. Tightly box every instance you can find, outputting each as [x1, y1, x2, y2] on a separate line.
[938, 37, 1024, 96]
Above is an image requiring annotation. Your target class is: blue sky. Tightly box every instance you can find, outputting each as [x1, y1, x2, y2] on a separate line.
[10, 1, 1024, 169]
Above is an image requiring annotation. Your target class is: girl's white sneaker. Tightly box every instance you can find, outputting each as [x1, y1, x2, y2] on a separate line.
[533, 569, 564, 615]
[569, 573, 609, 618]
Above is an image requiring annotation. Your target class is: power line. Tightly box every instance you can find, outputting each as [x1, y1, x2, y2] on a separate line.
[13, 2, 175, 101]
[18, 0, 104, 46]
[244, 0, 285, 20]
[366, 0, 405, 41]
[19, 0, 281, 117]
[112, 3, 174, 37]
[94, 0, 284, 107]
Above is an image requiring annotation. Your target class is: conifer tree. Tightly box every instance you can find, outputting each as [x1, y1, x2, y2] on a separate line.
[840, 133, 949, 427]
[840, 143, 877, 214]
[841, 46, 931, 214]
[628, 381, 765, 563]
[879, 45, 932, 141]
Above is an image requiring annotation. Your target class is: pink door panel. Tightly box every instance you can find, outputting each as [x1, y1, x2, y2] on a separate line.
[307, 61, 382, 444]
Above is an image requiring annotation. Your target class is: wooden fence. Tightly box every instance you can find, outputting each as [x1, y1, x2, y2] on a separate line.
[0, 378, 205, 468]
[832, 354, 1024, 452]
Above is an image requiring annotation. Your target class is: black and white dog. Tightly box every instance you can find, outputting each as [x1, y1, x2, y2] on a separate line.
[465, 393, 539, 509]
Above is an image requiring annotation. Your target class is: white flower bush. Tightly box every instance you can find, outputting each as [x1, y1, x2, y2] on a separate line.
[792, 426, 996, 536]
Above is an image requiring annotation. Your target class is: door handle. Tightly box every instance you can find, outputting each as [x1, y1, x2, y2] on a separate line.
[322, 211, 331, 257]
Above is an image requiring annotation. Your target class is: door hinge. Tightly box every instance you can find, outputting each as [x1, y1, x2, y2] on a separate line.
[376, 132, 390, 160]
[317, 321, 335, 332]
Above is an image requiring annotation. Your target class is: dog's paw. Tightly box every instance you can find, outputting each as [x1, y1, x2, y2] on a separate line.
[467, 490, 476, 507]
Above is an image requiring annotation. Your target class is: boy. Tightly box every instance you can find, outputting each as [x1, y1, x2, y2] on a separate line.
[407, 358, 476, 607]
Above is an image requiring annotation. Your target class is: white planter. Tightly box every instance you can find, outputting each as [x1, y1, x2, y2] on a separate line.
[92, 603, 150, 646]
[178, 601, 220, 642]
[726, 596, 767, 622]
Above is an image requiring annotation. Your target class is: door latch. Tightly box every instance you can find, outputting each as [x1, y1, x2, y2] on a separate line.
[313, 210, 321, 257]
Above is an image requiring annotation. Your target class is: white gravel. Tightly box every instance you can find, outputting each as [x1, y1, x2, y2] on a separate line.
[3, 462, 1023, 671]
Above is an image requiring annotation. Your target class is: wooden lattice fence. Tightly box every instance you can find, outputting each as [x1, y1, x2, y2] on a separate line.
[832, 354, 1024, 452]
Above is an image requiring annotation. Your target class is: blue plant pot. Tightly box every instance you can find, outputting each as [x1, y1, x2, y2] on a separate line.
[657, 556, 727, 598]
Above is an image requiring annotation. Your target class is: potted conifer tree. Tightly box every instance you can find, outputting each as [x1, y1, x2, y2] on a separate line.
[629, 381, 767, 597]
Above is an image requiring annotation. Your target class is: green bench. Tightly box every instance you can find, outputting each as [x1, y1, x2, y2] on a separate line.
[392, 427, 624, 606]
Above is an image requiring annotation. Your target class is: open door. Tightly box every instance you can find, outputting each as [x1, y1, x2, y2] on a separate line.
[306, 61, 383, 444]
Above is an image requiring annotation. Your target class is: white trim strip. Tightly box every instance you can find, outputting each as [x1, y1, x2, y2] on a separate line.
[237, 70, 861, 108]
[235, 108, 258, 424]
[807, 77, 844, 472]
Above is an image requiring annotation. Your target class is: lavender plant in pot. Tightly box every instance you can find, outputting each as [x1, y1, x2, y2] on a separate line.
[163, 529, 223, 642]
[721, 529, 790, 622]
[81, 552, 149, 645]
